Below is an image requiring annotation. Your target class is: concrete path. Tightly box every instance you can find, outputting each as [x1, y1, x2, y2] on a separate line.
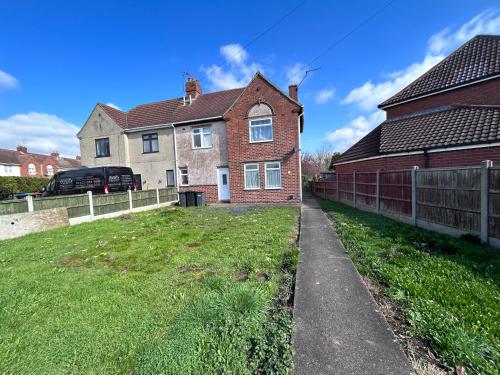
[293, 194, 411, 375]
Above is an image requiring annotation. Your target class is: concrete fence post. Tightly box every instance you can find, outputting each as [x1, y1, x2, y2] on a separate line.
[353, 172, 356, 208]
[411, 166, 419, 226]
[87, 191, 94, 220]
[156, 188, 160, 208]
[480, 160, 493, 244]
[128, 189, 133, 212]
[26, 195, 34, 212]
[376, 170, 380, 214]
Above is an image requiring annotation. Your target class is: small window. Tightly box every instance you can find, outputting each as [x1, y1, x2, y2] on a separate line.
[244, 163, 260, 189]
[180, 167, 188, 186]
[28, 163, 36, 175]
[95, 138, 110, 157]
[192, 127, 212, 149]
[265, 161, 281, 189]
[46, 165, 53, 176]
[166, 170, 175, 187]
[143, 133, 159, 153]
[249, 118, 272, 143]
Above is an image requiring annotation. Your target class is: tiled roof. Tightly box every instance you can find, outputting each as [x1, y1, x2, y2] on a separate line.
[333, 105, 500, 165]
[98, 88, 245, 130]
[0, 148, 21, 165]
[0, 148, 81, 169]
[380, 105, 500, 152]
[334, 126, 381, 164]
[379, 35, 500, 108]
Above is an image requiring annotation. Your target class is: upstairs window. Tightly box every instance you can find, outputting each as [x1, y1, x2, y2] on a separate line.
[265, 161, 281, 189]
[95, 138, 110, 157]
[244, 163, 260, 189]
[143, 133, 159, 153]
[249, 118, 273, 143]
[28, 163, 36, 175]
[46, 165, 53, 176]
[180, 167, 189, 186]
[192, 127, 212, 148]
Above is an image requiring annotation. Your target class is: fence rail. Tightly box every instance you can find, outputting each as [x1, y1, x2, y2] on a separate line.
[312, 161, 500, 249]
[0, 188, 178, 220]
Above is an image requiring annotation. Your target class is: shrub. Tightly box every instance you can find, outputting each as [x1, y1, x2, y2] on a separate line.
[0, 176, 47, 196]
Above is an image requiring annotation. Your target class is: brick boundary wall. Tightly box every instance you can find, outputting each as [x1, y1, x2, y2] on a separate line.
[179, 184, 218, 203]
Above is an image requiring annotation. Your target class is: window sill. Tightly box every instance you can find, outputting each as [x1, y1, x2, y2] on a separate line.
[142, 151, 160, 154]
[244, 188, 260, 191]
[192, 146, 213, 150]
[249, 140, 273, 144]
[95, 155, 110, 158]
[265, 187, 282, 190]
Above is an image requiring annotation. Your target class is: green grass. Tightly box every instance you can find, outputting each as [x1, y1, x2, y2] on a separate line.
[318, 199, 500, 374]
[0, 206, 299, 374]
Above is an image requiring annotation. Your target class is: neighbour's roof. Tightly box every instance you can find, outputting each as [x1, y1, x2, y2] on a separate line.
[97, 88, 245, 130]
[0, 148, 81, 169]
[379, 35, 500, 108]
[334, 105, 500, 164]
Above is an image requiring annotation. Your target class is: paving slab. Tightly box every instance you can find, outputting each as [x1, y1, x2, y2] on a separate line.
[293, 194, 412, 375]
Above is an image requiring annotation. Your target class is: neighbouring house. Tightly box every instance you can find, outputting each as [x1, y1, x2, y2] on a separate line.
[0, 146, 81, 177]
[332, 34, 500, 173]
[78, 72, 304, 203]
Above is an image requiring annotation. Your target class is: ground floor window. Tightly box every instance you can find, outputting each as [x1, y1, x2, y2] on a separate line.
[244, 163, 260, 189]
[265, 161, 281, 189]
[166, 170, 175, 187]
[28, 163, 36, 175]
[180, 167, 188, 186]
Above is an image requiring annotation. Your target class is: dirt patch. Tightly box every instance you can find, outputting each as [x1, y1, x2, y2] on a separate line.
[119, 214, 133, 221]
[362, 276, 446, 374]
[235, 272, 249, 282]
[59, 254, 88, 267]
[255, 272, 270, 282]
[178, 265, 205, 274]
[187, 242, 202, 248]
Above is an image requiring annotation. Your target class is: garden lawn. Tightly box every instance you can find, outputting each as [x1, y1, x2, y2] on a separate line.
[0, 206, 299, 374]
[319, 199, 500, 374]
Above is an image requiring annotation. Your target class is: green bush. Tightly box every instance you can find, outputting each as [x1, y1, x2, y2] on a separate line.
[0, 176, 48, 196]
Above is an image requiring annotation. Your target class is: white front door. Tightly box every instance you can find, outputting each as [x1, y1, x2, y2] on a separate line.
[217, 168, 230, 201]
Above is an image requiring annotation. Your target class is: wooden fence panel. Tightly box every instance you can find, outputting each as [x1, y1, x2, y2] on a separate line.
[416, 168, 481, 232]
[33, 194, 90, 218]
[325, 178, 337, 200]
[93, 192, 129, 216]
[355, 172, 376, 208]
[159, 188, 178, 203]
[489, 168, 500, 238]
[0, 200, 29, 215]
[337, 173, 353, 204]
[132, 190, 157, 208]
[379, 170, 411, 216]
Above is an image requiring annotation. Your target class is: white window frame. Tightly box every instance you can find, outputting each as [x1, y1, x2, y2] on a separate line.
[46, 165, 54, 176]
[192, 126, 212, 149]
[264, 161, 282, 189]
[244, 163, 260, 190]
[179, 167, 189, 186]
[28, 163, 36, 176]
[249, 117, 273, 143]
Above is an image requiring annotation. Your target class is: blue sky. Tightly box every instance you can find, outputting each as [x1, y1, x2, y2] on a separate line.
[0, 0, 499, 156]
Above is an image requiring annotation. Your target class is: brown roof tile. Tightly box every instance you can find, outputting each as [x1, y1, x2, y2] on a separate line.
[0, 148, 21, 165]
[379, 35, 500, 108]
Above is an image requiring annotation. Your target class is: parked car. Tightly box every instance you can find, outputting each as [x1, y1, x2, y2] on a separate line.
[42, 166, 136, 196]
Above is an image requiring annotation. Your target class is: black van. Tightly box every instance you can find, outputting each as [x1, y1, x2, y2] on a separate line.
[42, 166, 136, 196]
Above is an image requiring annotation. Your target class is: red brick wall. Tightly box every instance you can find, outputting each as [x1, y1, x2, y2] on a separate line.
[42, 158, 58, 177]
[179, 185, 218, 203]
[384, 78, 500, 119]
[224, 74, 301, 203]
[336, 146, 500, 174]
[20, 156, 58, 177]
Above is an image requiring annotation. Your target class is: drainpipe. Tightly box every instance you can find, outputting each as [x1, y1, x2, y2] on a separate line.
[298, 112, 304, 201]
[166, 124, 179, 190]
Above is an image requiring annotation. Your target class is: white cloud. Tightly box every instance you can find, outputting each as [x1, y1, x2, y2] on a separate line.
[325, 110, 385, 152]
[0, 69, 19, 90]
[0, 112, 80, 157]
[105, 103, 121, 110]
[315, 88, 335, 104]
[202, 43, 262, 90]
[286, 62, 307, 85]
[342, 9, 500, 112]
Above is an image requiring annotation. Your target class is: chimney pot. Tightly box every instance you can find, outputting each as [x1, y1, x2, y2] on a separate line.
[288, 85, 298, 101]
[76, 156, 81, 161]
[51, 151, 60, 158]
[185, 77, 202, 99]
[16, 145, 27, 154]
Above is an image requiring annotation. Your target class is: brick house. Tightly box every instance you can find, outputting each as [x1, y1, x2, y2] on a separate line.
[332, 35, 500, 173]
[0, 146, 81, 177]
[78, 72, 304, 203]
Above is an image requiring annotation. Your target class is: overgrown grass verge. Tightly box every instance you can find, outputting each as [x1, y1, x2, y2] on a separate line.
[318, 199, 499, 375]
[0, 205, 299, 374]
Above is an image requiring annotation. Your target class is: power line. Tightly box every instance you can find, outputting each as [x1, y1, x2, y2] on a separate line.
[289, 0, 397, 84]
[220, 0, 307, 68]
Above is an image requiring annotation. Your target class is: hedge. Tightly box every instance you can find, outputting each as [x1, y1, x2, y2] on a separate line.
[0, 176, 48, 196]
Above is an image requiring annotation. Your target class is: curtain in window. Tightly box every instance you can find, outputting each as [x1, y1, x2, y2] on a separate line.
[203, 128, 212, 147]
[266, 163, 281, 188]
[245, 165, 259, 189]
[251, 125, 272, 142]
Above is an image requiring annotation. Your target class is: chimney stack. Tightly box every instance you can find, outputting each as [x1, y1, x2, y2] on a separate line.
[185, 77, 202, 99]
[288, 84, 298, 101]
[16, 145, 27, 154]
[51, 151, 60, 158]
[76, 155, 81, 161]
